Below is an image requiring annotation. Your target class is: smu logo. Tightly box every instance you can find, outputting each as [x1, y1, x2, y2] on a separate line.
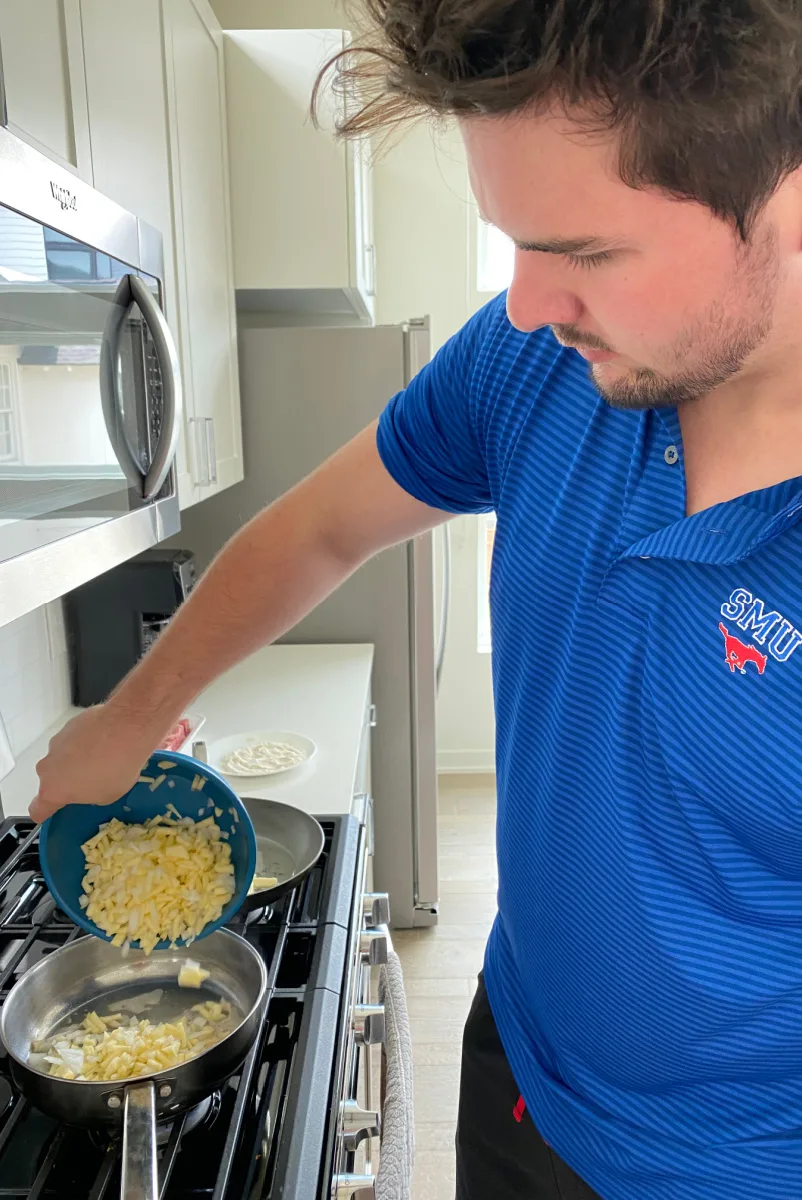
[719, 589, 802, 674]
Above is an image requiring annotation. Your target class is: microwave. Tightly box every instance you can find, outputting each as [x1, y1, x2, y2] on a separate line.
[0, 125, 181, 630]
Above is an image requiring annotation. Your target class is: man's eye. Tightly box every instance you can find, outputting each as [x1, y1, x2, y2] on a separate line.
[564, 251, 613, 270]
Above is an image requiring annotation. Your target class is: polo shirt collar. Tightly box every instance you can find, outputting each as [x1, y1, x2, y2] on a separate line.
[613, 407, 802, 567]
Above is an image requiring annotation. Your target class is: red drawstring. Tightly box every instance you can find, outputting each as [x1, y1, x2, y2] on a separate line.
[513, 1094, 526, 1123]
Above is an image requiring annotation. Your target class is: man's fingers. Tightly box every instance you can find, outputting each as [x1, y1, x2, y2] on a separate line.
[28, 793, 54, 824]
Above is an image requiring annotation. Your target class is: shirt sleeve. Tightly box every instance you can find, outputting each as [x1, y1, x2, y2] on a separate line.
[376, 300, 501, 515]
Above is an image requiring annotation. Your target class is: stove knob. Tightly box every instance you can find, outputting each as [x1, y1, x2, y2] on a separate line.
[362, 892, 390, 927]
[341, 1098, 381, 1151]
[333, 1175, 375, 1200]
[352, 1003, 385, 1046]
[359, 930, 388, 966]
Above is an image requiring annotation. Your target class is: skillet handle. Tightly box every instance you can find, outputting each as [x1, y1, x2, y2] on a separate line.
[121, 1082, 158, 1200]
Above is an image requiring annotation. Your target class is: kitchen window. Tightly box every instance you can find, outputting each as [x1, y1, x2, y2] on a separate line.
[476, 218, 514, 294]
[0, 358, 19, 463]
[477, 512, 497, 653]
[42, 227, 127, 284]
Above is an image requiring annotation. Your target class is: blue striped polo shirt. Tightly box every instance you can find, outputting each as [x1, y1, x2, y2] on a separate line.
[377, 292, 802, 1200]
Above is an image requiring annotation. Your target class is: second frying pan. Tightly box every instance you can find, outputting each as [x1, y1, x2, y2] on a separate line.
[236, 797, 325, 914]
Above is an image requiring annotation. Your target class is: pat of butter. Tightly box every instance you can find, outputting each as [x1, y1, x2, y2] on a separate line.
[249, 875, 279, 894]
[178, 959, 210, 989]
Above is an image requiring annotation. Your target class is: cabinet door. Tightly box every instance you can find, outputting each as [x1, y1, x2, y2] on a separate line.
[164, 0, 242, 500]
[0, 0, 91, 178]
[225, 29, 350, 293]
[79, 0, 195, 509]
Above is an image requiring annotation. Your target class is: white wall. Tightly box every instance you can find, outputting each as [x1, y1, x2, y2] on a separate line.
[0, 603, 70, 768]
[212, 0, 497, 772]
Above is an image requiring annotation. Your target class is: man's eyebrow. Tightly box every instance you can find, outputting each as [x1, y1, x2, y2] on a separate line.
[514, 234, 618, 255]
[477, 213, 620, 256]
[480, 213, 624, 255]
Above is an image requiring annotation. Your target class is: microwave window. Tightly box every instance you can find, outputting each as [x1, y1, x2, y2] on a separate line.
[0, 206, 164, 562]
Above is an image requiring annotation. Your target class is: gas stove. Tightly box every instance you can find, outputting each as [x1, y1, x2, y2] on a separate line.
[0, 810, 387, 1199]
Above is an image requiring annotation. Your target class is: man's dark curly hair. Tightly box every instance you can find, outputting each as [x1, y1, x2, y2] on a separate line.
[315, 1, 802, 237]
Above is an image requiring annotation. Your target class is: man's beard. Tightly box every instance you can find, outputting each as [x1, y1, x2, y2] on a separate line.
[552, 229, 780, 412]
[590, 312, 773, 411]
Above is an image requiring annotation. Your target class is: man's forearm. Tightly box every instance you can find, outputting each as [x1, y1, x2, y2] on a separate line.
[30, 425, 442, 822]
[107, 489, 358, 740]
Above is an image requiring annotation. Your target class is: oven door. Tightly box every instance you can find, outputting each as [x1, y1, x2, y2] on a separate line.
[330, 826, 388, 1199]
[0, 127, 181, 629]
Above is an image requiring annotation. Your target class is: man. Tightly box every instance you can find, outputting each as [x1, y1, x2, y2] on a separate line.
[32, 2, 802, 1196]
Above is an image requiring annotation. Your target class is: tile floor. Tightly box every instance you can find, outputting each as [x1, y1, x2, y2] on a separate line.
[394, 774, 498, 1200]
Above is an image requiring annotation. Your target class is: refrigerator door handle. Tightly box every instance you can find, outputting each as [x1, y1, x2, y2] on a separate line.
[408, 532, 440, 921]
[435, 523, 451, 694]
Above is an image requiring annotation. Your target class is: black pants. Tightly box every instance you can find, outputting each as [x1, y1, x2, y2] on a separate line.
[455, 975, 603, 1200]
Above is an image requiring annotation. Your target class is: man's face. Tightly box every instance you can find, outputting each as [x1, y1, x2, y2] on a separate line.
[461, 109, 789, 410]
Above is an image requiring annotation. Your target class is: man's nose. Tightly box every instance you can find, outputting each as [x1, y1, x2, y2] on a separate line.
[505, 252, 583, 333]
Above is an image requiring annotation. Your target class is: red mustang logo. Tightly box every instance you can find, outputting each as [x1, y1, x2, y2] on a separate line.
[718, 623, 768, 675]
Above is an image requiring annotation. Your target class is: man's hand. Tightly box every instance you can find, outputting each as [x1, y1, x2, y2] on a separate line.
[30, 705, 163, 823]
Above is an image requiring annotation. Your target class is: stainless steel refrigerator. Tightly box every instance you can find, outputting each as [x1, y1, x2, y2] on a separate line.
[176, 318, 444, 928]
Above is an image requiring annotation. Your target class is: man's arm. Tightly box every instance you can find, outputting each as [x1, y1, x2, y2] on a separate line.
[30, 422, 447, 820]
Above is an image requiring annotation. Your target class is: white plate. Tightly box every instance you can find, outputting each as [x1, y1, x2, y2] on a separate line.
[208, 730, 317, 780]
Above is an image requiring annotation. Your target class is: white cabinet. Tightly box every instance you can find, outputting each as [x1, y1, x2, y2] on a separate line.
[224, 29, 375, 322]
[79, 0, 195, 509]
[79, 0, 242, 508]
[0, 0, 92, 179]
[164, 0, 243, 500]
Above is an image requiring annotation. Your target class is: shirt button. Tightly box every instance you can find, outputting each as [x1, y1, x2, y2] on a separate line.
[664, 445, 679, 465]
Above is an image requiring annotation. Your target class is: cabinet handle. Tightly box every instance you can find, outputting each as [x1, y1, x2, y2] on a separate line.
[205, 418, 217, 485]
[191, 418, 209, 487]
[0, 35, 8, 128]
[368, 704, 377, 728]
[365, 244, 376, 297]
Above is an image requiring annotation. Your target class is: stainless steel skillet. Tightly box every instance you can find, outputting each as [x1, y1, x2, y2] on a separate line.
[0, 929, 267, 1200]
[235, 797, 325, 914]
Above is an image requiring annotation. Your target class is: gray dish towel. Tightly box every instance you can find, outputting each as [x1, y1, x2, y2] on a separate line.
[376, 947, 415, 1200]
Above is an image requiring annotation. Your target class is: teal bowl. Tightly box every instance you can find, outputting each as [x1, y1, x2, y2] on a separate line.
[38, 750, 257, 950]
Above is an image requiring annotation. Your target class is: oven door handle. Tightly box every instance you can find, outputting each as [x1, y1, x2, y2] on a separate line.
[375, 942, 415, 1200]
[129, 274, 182, 501]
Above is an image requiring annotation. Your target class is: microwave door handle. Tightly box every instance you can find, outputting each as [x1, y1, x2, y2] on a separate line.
[99, 274, 145, 493]
[128, 274, 183, 501]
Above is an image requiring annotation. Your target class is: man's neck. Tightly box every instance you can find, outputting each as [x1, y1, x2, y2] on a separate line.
[678, 356, 802, 517]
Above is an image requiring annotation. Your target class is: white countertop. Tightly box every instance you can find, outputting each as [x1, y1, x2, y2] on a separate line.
[1, 643, 374, 820]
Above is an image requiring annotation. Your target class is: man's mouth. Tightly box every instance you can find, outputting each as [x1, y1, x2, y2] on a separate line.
[551, 327, 616, 361]
[572, 346, 619, 364]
